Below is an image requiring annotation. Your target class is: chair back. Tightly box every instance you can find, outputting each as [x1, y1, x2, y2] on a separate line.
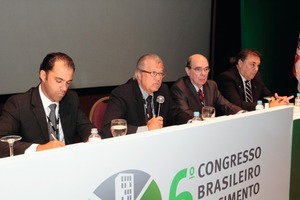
[89, 96, 109, 131]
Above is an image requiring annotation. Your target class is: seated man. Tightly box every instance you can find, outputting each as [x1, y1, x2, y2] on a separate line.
[171, 53, 243, 125]
[0, 52, 94, 158]
[217, 49, 291, 111]
[101, 54, 172, 138]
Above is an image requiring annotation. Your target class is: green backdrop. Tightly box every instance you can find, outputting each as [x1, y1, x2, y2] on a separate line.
[240, 0, 299, 97]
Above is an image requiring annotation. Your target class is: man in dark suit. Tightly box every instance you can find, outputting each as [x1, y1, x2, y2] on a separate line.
[0, 52, 94, 157]
[171, 54, 243, 125]
[217, 49, 290, 111]
[101, 54, 171, 138]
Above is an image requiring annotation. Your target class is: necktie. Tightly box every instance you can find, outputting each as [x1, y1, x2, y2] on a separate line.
[245, 81, 253, 102]
[48, 104, 58, 140]
[146, 95, 153, 120]
[198, 89, 204, 107]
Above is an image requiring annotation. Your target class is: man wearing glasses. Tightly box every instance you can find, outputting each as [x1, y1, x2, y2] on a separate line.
[171, 54, 242, 125]
[101, 54, 172, 138]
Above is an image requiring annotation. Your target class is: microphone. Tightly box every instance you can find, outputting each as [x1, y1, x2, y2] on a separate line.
[156, 95, 165, 116]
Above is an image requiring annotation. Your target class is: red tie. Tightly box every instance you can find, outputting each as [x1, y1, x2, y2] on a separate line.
[198, 89, 204, 107]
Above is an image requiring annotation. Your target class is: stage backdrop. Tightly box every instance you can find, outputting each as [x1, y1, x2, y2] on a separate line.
[0, 106, 293, 200]
[0, 0, 212, 94]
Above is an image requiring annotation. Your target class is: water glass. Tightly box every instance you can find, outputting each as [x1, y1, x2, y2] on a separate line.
[0, 135, 22, 157]
[111, 119, 127, 137]
[201, 106, 215, 120]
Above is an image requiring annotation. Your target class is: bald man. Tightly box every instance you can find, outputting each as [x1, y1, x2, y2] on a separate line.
[171, 54, 242, 124]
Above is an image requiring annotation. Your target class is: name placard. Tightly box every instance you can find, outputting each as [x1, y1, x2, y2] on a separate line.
[0, 106, 293, 200]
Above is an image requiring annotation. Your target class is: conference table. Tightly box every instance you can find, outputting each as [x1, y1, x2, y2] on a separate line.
[290, 109, 300, 200]
[0, 106, 297, 200]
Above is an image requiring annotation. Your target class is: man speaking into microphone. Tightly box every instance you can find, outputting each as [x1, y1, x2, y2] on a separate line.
[101, 54, 172, 139]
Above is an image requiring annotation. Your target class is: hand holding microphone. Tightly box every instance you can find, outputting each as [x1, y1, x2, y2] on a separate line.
[147, 95, 165, 130]
[147, 115, 163, 130]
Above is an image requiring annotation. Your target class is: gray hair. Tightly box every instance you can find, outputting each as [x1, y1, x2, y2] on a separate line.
[133, 54, 164, 80]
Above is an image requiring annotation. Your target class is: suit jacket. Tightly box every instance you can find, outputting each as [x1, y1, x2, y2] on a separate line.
[217, 66, 273, 111]
[101, 78, 172, 138]
[0, 86, 94, 157]
[171, 76, 242, 125]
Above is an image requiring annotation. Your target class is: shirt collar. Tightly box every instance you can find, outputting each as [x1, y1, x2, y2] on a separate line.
[39, 84, 59, 110]
[138, 84, 153, 100]
[190, 79, 203, 93]
[238, 71, 248, 82]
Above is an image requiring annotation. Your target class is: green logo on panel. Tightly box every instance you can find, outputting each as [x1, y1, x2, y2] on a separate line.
[93, 169, 162, 200]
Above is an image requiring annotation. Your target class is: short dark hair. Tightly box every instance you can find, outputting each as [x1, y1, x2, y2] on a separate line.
[185, 57, 192, 68]
[39, 52, 75, 72]
[231, 49, 262, 65]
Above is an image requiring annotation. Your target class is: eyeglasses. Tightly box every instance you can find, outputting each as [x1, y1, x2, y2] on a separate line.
[190, 67, 210, 73]
[140, 69, 166, 78]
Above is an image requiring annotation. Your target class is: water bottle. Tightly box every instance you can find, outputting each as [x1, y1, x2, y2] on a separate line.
[187, 111, 202, 123]
[88, 128, 101, 142]
[255, 100, 264, 110]
[295, 93, 300, 107]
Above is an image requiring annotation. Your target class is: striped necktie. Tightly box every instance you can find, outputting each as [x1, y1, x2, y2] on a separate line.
[48, 104, 59, 140]
[198, 89, 204, 107]
[245, 81, 253, 102]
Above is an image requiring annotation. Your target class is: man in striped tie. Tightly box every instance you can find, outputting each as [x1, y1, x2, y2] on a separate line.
[217, 49, 292, 111]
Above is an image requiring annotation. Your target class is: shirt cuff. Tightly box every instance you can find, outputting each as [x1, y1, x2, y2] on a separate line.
[237, 110, 247, 114]
[24, 144, 39, 154]
[137, 126, 148, 133]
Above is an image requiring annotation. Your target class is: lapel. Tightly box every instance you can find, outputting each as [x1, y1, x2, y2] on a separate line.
[31, 86, 50, 141]
[202, 83, 208, 105]
[250, 75, 259, 101]
[58, 94, 72, 143]
[233, 67, 246, 100]
[202, 81, 213, 106]
[132, 79, 148, 123]
[184, 76, 202, 106]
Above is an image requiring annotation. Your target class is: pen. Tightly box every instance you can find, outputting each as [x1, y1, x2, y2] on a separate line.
[51, 133, 58, 141]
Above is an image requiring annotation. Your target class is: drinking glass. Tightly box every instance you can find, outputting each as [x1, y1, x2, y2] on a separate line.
[0, 135, 22, 157]
[201, 106, 215, 120]
[264, 96, 273, 103]
[264, 96, 273, 108]
[264, 96, 272, 103]
[111, 119, 127, 137]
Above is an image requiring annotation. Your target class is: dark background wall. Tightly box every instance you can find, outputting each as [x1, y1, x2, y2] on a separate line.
[0, 0, 299, 117]
[210, 0, 241, 79]
[240, 0, 299, 97]
[212, 0, 299, 98]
